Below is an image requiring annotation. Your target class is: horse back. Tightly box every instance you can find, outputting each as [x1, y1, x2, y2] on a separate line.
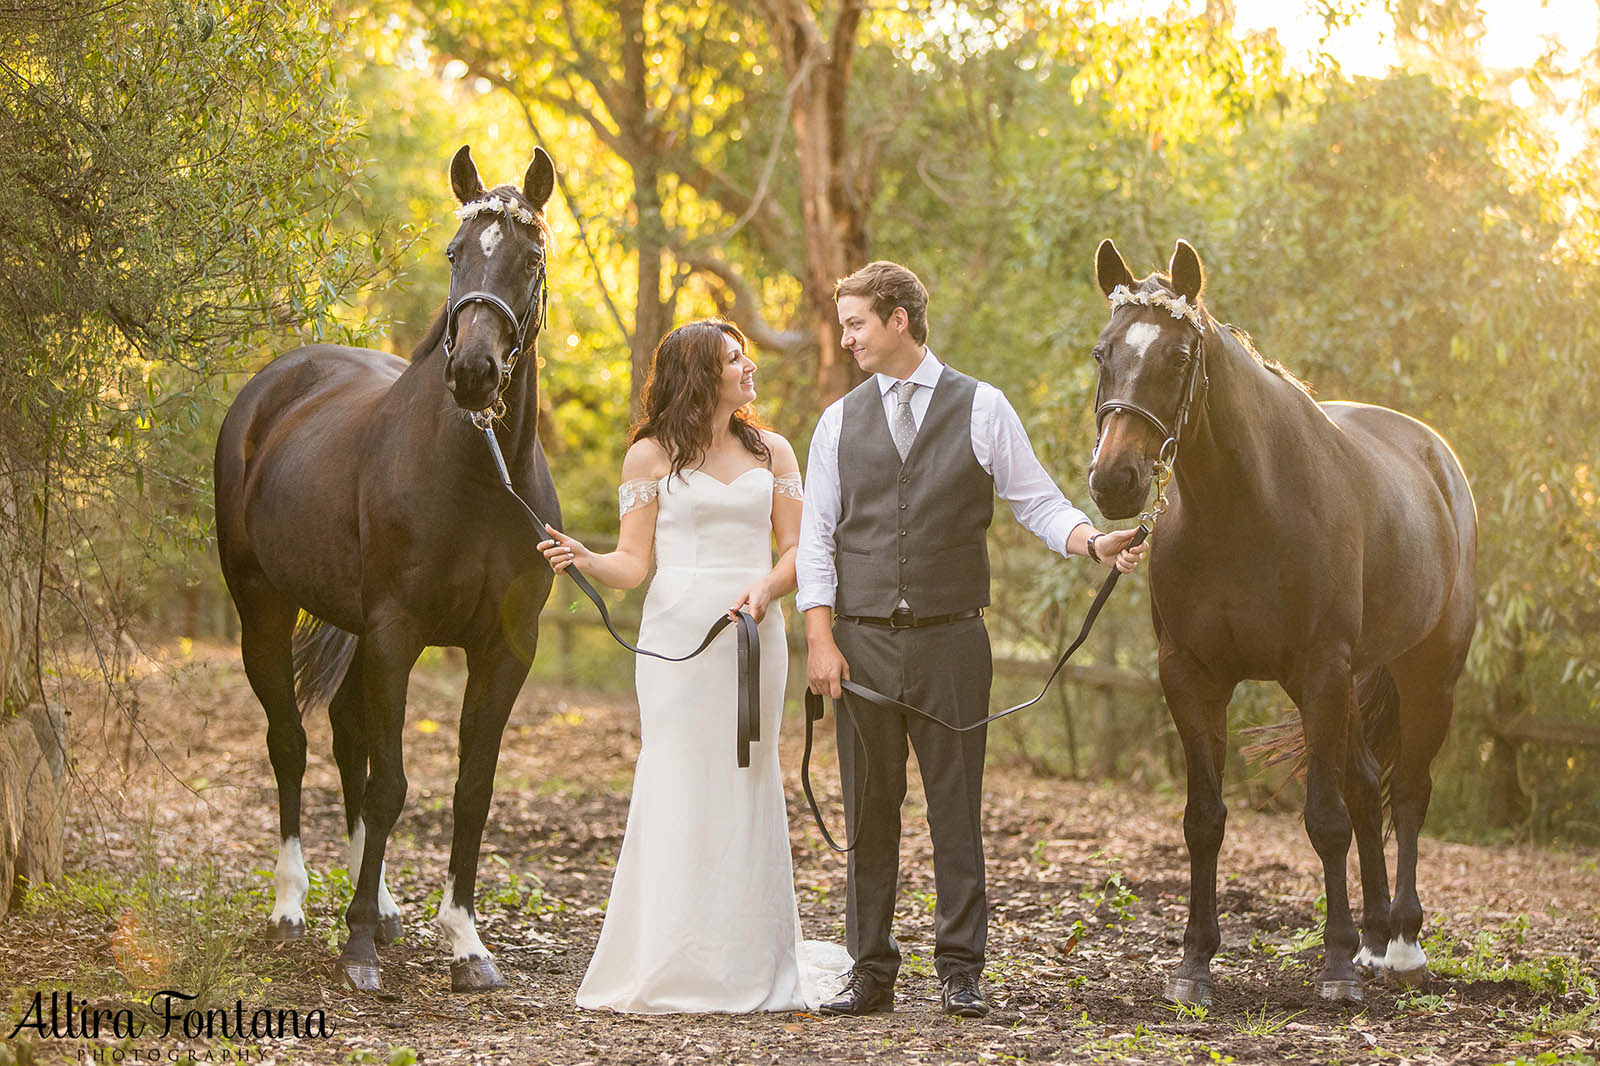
[215, 345, 407, 628]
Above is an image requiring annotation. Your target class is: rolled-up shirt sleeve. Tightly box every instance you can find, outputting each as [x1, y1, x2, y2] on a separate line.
[975, 383, 1091, 558]
[795, 400, 845, 612]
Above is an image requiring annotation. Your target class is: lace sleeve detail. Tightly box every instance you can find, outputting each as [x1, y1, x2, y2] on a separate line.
[774, 472, 804, 501]
[618, 477, 661, 517]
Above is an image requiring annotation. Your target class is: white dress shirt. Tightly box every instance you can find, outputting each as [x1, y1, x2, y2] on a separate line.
[796, 350, 1092, 612]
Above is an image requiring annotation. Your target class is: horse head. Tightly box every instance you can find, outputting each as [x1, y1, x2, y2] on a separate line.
[1088, 238, 1210, 521]
[442, 144, 556, 414]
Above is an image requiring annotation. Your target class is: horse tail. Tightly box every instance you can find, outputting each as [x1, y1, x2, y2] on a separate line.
[1239, 667, 1401, 818]
[1356, 665, 1401, 826]
[292, 612, 358, 716]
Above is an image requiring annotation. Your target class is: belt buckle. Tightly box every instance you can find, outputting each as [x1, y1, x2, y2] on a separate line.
[889, 609, 915, 629]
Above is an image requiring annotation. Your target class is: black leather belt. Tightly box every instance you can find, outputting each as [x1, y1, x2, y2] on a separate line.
[839, 607, 982, 629]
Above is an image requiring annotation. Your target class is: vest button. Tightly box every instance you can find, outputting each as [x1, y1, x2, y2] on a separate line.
[900, 475, 909, 483]
[899, 530, 907, 536]
[899, 584, 908, 591]
[899, 557, 907, 564]
[899, 502, 908, 510]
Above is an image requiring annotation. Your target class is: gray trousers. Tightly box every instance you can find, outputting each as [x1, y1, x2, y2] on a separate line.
[833, 615, 992, 984]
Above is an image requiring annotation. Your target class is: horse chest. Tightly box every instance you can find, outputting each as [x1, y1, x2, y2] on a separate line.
[1153, 534, 1354, 677]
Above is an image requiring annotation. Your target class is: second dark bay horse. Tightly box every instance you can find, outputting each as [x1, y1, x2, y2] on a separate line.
[214, 145, 560, 992]
[1088, 239, 1477, 1005]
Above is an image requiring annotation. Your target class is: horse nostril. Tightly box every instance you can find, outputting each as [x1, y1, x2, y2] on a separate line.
[1091, 462, 1139, 503]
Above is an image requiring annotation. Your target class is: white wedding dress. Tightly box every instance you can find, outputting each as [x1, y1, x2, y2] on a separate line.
[576, 467, 850, 1014]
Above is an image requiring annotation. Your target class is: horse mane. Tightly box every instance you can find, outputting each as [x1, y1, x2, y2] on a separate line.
[1220, 322, 1317, 399]
[412, 305, 449, 362]
[1143, 272, 1316, 399]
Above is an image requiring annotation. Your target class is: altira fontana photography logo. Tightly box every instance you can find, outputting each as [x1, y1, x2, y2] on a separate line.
[7, 989, 333, 1042]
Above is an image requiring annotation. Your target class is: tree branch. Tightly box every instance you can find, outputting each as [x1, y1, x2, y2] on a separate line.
[680, 252, 808, 353]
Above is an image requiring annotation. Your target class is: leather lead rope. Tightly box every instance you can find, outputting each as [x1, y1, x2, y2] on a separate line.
[480, 425, 762, 768]
[801, 525, 1149, 852]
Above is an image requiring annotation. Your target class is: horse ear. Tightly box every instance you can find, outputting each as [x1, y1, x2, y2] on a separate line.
[450, 145, 486, 205]
[1096, 239, 1135, 297]
[524, 147, 556, 212]
[1170, 239, 1205, 302]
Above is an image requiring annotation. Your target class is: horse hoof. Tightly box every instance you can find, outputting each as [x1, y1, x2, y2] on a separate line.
[451, 956, 506, 993]
[1165, 976, 1213, 1007]
[1353, 945, 1387, 977]
[1389, 965, 1428, 988]
[1319, 979, 1364, 1003]
[375, 914, 403, 946]
[339, 961, 382, 992]
[265, 918, 306, 942]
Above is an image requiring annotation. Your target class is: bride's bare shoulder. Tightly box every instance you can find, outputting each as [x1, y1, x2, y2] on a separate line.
[621, 436, 671, 481]
[758, 429, 800, 475]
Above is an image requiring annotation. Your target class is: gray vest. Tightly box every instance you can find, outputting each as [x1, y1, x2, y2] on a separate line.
[836, 367, 994, 617]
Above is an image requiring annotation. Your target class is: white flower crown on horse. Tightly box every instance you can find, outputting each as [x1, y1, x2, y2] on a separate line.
[456, 195, 538, 226]
[1108, 284, 1205, 331]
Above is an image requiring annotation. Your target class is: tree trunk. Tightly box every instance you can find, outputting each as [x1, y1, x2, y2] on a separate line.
[0, 461, 35, 714]
[616, 0, 671, 420]
[632, 169, 669, 419]
[762, 0, 871, 407]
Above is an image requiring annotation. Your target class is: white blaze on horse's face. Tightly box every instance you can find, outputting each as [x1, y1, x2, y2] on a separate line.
[479, 220, 503, 259]
[1122, 321, 1162, 362]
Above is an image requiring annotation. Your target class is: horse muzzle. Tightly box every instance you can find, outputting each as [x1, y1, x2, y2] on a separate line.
[443, 350, 503, 413]
[1089, 456, 1152, 521]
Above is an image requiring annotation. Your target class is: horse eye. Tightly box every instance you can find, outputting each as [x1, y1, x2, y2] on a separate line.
[1091, 346, 1105, 364]
[445, 247, 457, 263]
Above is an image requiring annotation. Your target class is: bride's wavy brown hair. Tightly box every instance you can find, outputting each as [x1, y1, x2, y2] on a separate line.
[631, 319, 770, 478]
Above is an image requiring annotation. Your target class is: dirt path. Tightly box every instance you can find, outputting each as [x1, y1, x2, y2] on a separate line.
[3, 642, 1597, 1065]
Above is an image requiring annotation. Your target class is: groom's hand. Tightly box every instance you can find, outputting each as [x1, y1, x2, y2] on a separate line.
[1094, 528, 1150, 573]
[804, 607, 850, 699]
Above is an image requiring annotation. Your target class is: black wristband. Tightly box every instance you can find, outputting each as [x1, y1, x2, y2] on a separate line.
[1087, 532, 1103, 563]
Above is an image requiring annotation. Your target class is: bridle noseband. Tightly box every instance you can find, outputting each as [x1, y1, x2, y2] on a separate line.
[1092, 285, 1211, 528]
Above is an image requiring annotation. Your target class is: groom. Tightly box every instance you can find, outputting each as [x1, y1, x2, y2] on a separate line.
[797, 261, 1145, 1018]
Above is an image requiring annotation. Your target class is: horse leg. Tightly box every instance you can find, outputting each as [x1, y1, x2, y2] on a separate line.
[1293, 660, 1363, 1002]
[1383, 675, 1454, 986]
[1343, 725, 1392, 978]
[327, 642, 403, 946]
[436, 641, 529, 992]
[236, 584, 310, 942]
[1161, 651, 1234, 1008]
[336, 617, 422, 992]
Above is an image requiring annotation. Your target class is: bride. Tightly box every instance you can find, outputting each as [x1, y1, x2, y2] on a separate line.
[537, 319, 839, 1013]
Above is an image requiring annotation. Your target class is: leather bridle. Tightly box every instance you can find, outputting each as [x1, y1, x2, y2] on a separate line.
[444, 250, 548, 427]
[1093, 308, 1210, 477]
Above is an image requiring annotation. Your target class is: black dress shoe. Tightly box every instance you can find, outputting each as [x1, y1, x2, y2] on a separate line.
[941, 972, 989, 1018]
[820, 967, 894, 1015]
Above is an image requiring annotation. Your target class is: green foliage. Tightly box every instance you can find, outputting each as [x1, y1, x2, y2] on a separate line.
[1422, 922, 1599, 996]
[23, 846, 264, 1012]
[1232, 1005, 1305, 1035]
[0, 0, 394, 705]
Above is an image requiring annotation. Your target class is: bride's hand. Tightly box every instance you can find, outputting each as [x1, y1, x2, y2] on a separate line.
[537, 524, 593, 574]
[730, 580, 772, 623]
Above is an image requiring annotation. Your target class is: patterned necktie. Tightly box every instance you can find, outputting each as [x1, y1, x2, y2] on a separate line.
[890, 380, 919, 461]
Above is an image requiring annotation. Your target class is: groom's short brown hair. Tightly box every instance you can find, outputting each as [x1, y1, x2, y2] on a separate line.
[835, 261, 929, 345]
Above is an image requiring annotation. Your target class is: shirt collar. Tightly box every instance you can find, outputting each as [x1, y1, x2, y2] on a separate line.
[876, 348, 944, 396]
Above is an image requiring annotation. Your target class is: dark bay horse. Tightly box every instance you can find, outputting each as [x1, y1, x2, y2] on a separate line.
[214, 146, 560, 993]
[1088, 239, 1477, 1005]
